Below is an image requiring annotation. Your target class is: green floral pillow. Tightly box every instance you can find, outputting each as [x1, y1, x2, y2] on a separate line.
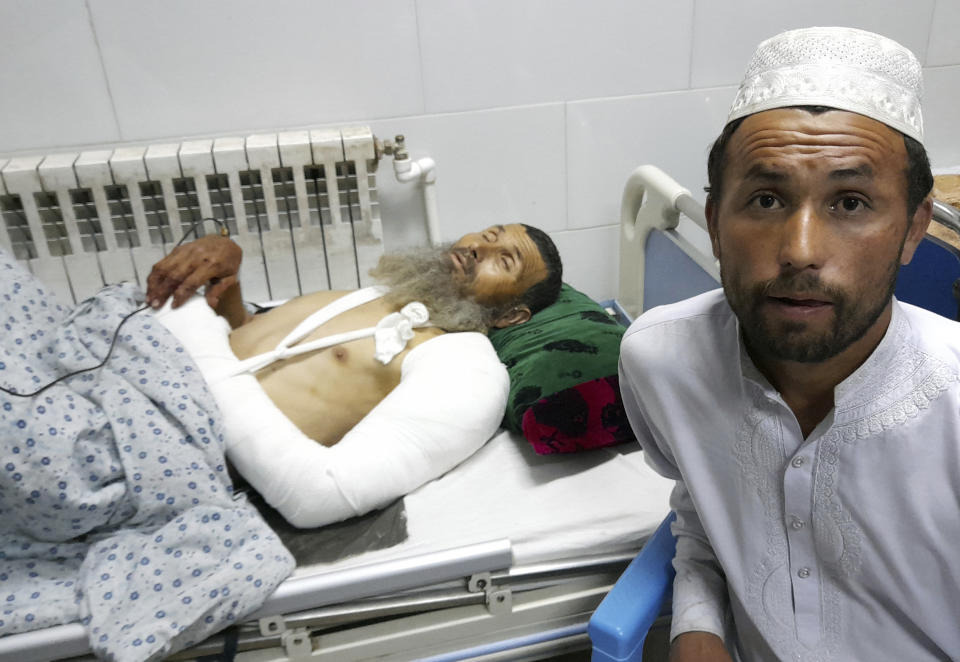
[488, 284, 635, 453]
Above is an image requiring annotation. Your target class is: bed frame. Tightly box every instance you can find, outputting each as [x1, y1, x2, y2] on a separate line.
[2, 440, 665, 662]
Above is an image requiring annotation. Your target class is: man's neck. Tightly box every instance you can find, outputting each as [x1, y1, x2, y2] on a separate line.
[748, 304, 893, 438]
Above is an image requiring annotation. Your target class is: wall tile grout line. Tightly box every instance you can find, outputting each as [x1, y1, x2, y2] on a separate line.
[412, 0, 429, 116]
[688, 0, 698, 90]
[84, 0, 124, 143]
[563, 101, 569, 232]
[922, 0, 937, 66]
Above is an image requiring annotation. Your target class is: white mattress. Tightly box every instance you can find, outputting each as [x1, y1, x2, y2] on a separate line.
[292, 428, 674, 576]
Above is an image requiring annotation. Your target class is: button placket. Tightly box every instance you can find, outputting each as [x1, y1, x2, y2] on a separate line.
[783, 446, 821, 646]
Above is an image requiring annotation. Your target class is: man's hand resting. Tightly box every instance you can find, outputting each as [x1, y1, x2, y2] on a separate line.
[147, 235, 243, 311]
[670, 631, 734, 662]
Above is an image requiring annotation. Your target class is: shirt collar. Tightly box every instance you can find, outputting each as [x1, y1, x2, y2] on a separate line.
[834, 297, 904, 406]
[736, 327, 773, 395]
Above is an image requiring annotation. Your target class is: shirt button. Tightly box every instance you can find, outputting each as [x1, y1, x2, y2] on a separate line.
[791, 456, 805, 468]
[798, 567, 811, 579]
[790, 518, 805, 530]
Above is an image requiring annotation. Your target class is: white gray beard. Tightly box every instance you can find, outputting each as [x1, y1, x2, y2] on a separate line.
[369, 245, 501, 333]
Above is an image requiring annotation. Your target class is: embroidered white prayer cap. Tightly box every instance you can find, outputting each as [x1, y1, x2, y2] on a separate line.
[727, 26, 924, 143]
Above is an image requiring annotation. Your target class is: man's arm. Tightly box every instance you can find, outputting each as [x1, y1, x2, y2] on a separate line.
[618, 351, 734, 660]
[146, 235, 253, 329]
[666, 480, 734, 661]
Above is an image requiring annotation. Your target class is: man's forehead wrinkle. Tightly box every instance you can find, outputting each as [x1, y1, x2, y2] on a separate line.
[513, 229, 546, 284]
[737, 110, 903, 151]
[733, 134, 894, 184]
[739, 133, 889, 157]
[516, 235, 537, 277]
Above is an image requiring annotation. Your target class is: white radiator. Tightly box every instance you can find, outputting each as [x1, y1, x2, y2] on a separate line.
[0, 126, 383, 305]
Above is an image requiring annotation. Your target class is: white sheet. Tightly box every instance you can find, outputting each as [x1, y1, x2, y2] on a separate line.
[292, 429, 674, 576]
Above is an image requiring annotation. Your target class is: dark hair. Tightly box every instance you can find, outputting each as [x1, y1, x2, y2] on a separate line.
[705, 106, 933, 215]
[515, 224, 562, 314]
[903, 134, 934, 215]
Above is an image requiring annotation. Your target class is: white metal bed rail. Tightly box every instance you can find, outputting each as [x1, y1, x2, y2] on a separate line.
[618, 165, 719, 320]
[0, 126, 383, 306]
[0, 538, 514, 662]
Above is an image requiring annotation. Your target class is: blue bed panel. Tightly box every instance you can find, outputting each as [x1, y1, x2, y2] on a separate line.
[643, 230, 719, 312]
[894, 234, 960, 321]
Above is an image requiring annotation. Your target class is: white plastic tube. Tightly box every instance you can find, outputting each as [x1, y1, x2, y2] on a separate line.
[394, 156, 440, 246]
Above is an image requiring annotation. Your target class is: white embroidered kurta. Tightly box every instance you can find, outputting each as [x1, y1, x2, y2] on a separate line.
[619, 289, 960, 661]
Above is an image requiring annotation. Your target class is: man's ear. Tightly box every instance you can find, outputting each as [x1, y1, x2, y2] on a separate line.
[705, 195, 721, 260]
[900, 196, 933, 266]
[492, 305, 532, 328]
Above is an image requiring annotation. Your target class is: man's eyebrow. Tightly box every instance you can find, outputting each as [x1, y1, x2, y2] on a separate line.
[829, 164, 874, 180]
[743, 164, 788, 182]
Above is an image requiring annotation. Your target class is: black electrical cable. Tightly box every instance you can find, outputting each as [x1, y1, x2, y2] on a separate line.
[0, 217, 228, 398]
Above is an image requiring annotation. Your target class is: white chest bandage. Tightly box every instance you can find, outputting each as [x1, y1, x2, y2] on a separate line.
[155, 295, 508, 528]
[225, 286, 431, 376]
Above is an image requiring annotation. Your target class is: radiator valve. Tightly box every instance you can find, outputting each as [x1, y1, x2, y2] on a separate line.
[377, 134, 408, 160]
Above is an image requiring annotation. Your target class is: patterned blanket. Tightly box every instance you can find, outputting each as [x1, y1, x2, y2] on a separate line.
[0, 249, 294, 662]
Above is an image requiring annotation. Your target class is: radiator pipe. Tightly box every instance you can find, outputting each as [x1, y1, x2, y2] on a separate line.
[385, 135, 441, 246]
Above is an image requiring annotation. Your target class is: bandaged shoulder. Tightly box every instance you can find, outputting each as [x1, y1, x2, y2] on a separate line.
[228, 332, 508, 527]
[156, 298, 508, 528]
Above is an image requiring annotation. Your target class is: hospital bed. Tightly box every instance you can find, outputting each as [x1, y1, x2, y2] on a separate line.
[4, 431, 672, 662]
[0, 129, 675, 661]
[589, 165, 960, 661]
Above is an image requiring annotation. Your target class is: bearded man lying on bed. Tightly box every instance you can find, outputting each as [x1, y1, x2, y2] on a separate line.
[146, 224, 562, 527]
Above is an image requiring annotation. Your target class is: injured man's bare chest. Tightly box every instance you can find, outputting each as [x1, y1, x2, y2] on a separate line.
[229, 290, 445, 445]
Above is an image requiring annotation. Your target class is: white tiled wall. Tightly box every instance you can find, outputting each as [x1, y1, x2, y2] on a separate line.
[0, 0, 118, 150]
[416, 0, 694, 112]
[87, 0, 425, 141]
[566, 87, 734, 231]
[690, 0, 937, 88]
[369, 103, 568, 245]
[1, 0, 958, 302]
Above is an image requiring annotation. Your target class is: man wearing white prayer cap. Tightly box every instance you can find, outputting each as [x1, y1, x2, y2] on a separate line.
[619, 27, 959, 661]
